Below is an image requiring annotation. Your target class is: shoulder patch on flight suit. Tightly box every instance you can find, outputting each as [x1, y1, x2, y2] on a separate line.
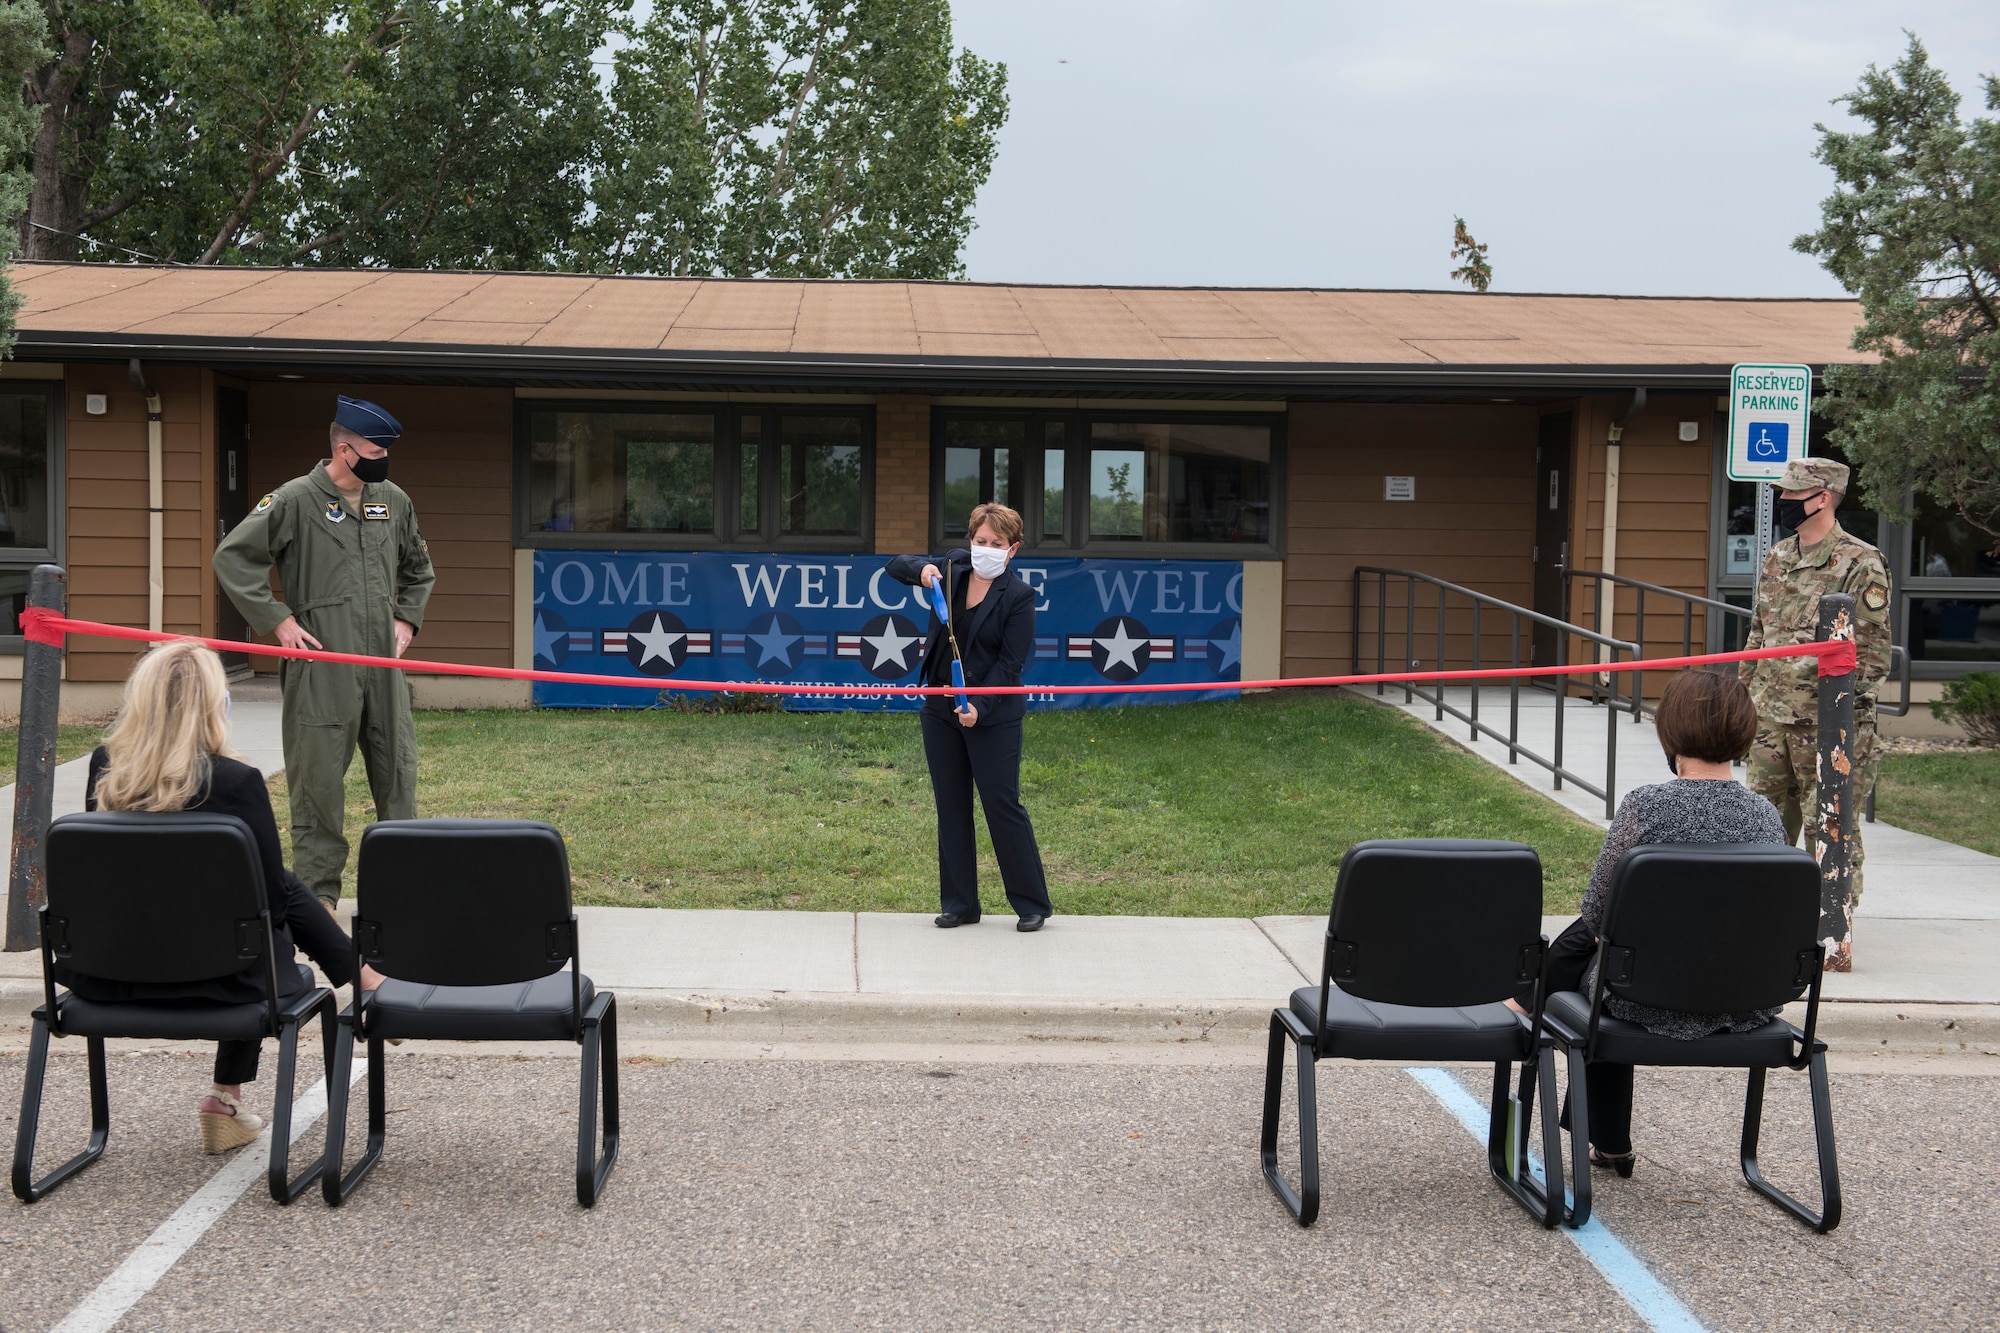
[1862, 581, 1889, 611]
[253, 493, 274, 514]
[324, 501, 346, 523]
[363, 503, 389, 520]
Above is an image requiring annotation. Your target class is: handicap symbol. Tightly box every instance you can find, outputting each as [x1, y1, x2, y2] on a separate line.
[1747, 422, 1789, 461]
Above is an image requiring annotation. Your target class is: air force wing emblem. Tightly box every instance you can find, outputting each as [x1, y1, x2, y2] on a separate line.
[324, 501, 346, 523]
[253, 492, 275, 514]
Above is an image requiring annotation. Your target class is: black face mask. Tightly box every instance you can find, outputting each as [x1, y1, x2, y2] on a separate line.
[345, 447, 390, 484]
[1774, 494, 1817, 531]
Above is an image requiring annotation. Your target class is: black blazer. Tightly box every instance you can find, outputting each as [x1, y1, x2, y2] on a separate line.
[55, 748, 356, 1005]
[887, 549, 1036, 726]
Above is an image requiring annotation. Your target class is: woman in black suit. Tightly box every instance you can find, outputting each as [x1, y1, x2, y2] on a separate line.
[67, 640, 377, 1154]
[889, 502, 1055, 932]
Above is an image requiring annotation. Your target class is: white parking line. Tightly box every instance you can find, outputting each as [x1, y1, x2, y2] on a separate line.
[52, 1064, 360, 1333]
[1406, 1067, 1709, 1333]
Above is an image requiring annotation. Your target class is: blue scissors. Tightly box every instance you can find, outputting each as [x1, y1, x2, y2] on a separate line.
[927, 571, 970, 713]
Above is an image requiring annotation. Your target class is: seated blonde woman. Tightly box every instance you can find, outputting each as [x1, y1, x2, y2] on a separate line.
[61, 641, 381, 1153]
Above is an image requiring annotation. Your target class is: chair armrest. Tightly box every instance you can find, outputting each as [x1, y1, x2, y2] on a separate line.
[38, 907, 60, 1036]
[276, 985, 334, 1025]
[580, 989, 614, 1028]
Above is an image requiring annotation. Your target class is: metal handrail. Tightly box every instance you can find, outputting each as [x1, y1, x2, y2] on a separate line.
[1565, 568, 1750, 720]
[1561, 567, 1919, 823]
[1351, 566, 1640, 819]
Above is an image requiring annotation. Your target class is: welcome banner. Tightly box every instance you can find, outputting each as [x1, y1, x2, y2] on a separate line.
[529, 550, 1246, 711]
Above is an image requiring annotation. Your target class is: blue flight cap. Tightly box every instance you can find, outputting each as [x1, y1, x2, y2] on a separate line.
[333, 395, 403, 448]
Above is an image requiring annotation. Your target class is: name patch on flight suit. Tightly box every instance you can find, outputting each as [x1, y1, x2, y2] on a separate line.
[363, 503, 389, 521]
[325, 501, 346, 523]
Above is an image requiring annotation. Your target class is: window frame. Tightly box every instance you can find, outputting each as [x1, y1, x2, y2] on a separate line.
[928, 406, 1285, 558]
[514, 399, 875, 552]
[0, 381, 65, 655]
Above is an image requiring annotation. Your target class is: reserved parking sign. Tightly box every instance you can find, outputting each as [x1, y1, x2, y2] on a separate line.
[1728, 363, 1812, 482]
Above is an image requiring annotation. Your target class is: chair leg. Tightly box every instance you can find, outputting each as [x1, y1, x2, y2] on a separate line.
[1740, 1055, 1841, 1232]
[12, 1023, 109, 1203]
[267, 994, 335, 1204]
[1258, 1009, 1321, 1227]
[321, 1012, 386, 1207]
[1485, 1057, 1561, 1227]
[1558, 1043, 1593, 1230]
[577, 993, 620, 1207]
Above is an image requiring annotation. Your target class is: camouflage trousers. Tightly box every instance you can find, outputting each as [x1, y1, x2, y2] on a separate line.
[1745, 718, 1878, 903]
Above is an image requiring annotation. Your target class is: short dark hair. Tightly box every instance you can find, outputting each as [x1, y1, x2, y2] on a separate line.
[1655, 669, 1758, 765]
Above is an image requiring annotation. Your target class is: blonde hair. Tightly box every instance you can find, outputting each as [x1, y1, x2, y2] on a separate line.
[967, 502, 1023, 546]
[95, 642, 239, 812]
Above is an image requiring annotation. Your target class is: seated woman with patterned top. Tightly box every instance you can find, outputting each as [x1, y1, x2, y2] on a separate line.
[1514, 668, 1788, 1178]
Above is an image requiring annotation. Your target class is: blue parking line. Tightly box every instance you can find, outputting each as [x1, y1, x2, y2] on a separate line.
[1405, 1067, 1709, 1333]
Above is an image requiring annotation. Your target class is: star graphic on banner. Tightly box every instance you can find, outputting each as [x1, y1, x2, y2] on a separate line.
[1095, 620, 1146, 673]
[533, 613, 566, 665]
[748, 617, 802, 668]
[1211, 621, 1243, 674]
[631, 613, 686, 667]
[863, 620, 920, 673]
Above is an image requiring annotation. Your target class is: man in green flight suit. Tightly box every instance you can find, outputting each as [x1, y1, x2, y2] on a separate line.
[1738, 457, 1890, 968]
[214, 396, 435, 910]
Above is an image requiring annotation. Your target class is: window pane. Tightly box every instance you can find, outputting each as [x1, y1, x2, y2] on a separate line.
[528, 410, 715, 534]
[0, 567, 26, 637]
[739, 416, 762, 534]
[1040, 420, 1072, 536]
[780, 416, 864, 536]
[1910, 493, 2000, 579]
[941, 419, 1024, 537]
[1090, 448, 1145, 538]
[1907, 596, 2000, 664]
[0, 390, 50, 549]
[1088, 421, 1271, 543]
[1720, 480, 1760, 577]
[943, 447, 982, 536]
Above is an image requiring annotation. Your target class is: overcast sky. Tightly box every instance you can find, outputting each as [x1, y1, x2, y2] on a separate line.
[948, 0, 2000, 296]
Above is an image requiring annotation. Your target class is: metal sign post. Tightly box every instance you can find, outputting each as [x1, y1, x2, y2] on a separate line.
[1814, 592, 1857, 973]
[5, 564, 67, 951]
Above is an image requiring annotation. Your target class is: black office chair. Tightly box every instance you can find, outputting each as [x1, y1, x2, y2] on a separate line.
[1541, 843, 1840, 1233]
[12, 811, 336, 1204]
[322, 819, 618, 1208]
[1261, 838, 1557, 1228]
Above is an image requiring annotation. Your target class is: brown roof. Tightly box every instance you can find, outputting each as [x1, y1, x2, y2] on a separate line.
[8, 261, 1867, 390]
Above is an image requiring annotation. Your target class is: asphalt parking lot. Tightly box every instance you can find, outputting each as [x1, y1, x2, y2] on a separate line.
[2, 1041, 1996, 1333]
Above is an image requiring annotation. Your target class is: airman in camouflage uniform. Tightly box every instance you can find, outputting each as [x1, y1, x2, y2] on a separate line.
[1738, 458, 1891, 903]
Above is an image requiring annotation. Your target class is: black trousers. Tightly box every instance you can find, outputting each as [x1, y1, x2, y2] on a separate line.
[1536, 915, 1637, 1154]
[214, 964, 316, 1085]
[919, 706, 1053, 919]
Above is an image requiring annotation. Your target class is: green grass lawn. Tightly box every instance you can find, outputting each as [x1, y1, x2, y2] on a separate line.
[271, 690, 1608, 916]
[0, 722, 109, 774]
[1875, 748, 2000, 857]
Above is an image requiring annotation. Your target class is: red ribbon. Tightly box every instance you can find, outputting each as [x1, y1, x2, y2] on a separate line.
[13, 606, 1849, 698]
[1815, 638, 1858, 678]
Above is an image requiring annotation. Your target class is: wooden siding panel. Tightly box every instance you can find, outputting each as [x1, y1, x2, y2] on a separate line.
[1281, 403, 1537, 677]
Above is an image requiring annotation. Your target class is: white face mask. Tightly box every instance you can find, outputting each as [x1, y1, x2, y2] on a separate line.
[969, 544, 1010, 579]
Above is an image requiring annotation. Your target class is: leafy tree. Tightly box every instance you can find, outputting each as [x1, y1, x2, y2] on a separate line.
[1795, 35, 2000, 552]
[17, 0, 155, 261]
[97, 0, 409, 265]
[272, 0, 616, 268]
[590, 0, 1008, 278]
[12, 0, 1007, 279]
[0, 0, 49, 351]
[1449, 216, 1491, 293]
